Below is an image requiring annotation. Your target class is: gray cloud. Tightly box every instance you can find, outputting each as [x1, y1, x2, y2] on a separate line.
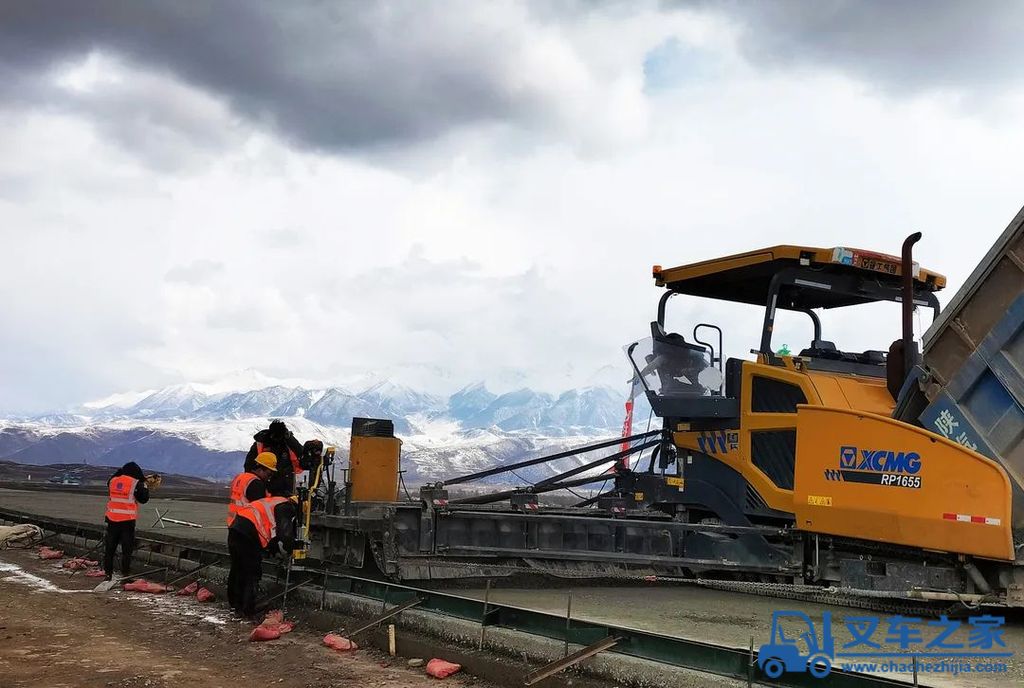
[0, 1, 595, 154]
[705, 0, 1024, 93]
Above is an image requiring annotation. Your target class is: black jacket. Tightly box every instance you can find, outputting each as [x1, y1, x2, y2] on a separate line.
[244, 425, 306, 496]
[229, 499, 297, 555]
[108, 461, 150, 505]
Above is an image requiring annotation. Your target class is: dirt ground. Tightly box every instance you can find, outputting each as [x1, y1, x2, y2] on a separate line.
[0, 548, 483, 688]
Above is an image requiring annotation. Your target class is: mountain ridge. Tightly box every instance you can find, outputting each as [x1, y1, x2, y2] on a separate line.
[0, 377, 654, 483]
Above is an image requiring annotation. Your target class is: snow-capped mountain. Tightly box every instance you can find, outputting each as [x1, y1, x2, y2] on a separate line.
[447, 382, 497, 421]
[0, 373, 655, 483]
[359, 380, 443, 417]
[196, 386, 300, 420]
[123, 384, 210, 419]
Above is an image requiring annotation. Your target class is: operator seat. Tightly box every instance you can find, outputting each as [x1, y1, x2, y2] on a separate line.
[647, 322, 709, 395]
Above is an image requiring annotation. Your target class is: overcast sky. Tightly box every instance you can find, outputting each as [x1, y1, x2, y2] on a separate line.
[3, 1, 1024, 413]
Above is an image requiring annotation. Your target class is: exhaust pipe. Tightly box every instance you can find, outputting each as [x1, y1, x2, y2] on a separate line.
[901, 232, 922, 378]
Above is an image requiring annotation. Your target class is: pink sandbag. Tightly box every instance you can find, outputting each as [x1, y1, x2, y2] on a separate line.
[250, 625, 281, 642]
[62, 557, 99, 570]
[175, 581, 199, 596]
[84, 568, 107, 578]
[425, 659, 462, 679]
[38, 547, 64, 560]
[123, 579, 169, 593]
[323, 633, 358, 651]
[258, 610, 294, 634]
[196, 587, 215, 602]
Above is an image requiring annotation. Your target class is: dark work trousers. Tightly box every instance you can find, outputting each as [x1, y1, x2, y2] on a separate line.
[103, 519, 136, 577]
[227, 527, 264, 617]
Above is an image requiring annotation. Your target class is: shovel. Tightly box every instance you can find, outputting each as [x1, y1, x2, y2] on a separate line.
[93, 577, 120, 593]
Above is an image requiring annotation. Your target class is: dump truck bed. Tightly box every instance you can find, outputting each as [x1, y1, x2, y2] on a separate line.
[923, 204, 1024, 384]
[916, 204, 1024, 538]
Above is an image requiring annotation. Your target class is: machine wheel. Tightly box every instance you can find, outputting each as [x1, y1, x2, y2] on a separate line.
[762, 658, 784, 679]
[808, 655, 832, 678]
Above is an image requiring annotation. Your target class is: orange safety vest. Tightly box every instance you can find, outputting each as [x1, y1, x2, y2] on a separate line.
[256, 441, 303, 475]
[105, 476, 139, 522]
[227, 472, 261, 526]
[236, 496, 288, 548]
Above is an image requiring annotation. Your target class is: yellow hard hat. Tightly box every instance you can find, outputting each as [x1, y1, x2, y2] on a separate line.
[255, 452, 278, 472]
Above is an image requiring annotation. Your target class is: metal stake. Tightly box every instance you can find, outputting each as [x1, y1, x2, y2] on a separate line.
[748, 636, 754, 688]
[479, 579, 491, 650]
[281, 556, 294, 617]
[320, 564, 330, 610]
[163, 559, 221, 589]
[912, 656, 918, 686]
[255, 578, 313, 612]
[343, 598, 423, 639]
[564, 591, 573, 657]
[524, 636, 620, 686]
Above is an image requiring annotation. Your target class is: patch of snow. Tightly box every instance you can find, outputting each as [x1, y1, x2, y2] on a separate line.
[82, 389, 156, 410]
[0, 560, 91, 594]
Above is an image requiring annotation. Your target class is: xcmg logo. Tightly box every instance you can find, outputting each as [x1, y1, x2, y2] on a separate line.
[839, 446, 921, 474]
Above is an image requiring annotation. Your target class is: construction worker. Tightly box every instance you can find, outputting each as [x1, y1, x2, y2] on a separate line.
[226, 452, 275, 526]
[102, 461, 150, 582]
[227, 494, 298, 618]
[244, 420, 305, 496]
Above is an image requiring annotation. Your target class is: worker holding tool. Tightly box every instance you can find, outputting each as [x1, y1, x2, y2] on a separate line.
[227, 493, 299, 618]
[226, 452, 274, 525]
[102, 461, 151, 582]
[244, 420, 308, 496]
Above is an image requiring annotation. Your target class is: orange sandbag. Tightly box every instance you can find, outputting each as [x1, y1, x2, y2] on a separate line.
[323, 634, 358, 651]
[84, 568, 106, 578]
[38, 547, 64, 560]
[196, 587, 215, 602]
[250, 625, 281, 642]
[262, 609, 283, 625]
[175, 581, 199, 597]
[123, 579, 169, 593]
[425, 659, 462, 679]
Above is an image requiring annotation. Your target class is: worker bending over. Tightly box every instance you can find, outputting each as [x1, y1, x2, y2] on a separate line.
[226, 452, 275, 526]
[227, 493, 298, 618]
[103, 461, 150, 582]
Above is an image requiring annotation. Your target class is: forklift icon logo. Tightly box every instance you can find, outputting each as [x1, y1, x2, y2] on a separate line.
[757, 611, 834, 679]
[839, 446, 858, 469]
